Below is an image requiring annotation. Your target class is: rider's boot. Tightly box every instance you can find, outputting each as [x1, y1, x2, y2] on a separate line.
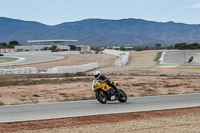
[114, 88, 119, 99]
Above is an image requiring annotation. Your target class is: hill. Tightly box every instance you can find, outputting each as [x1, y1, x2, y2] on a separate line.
[1, 17, 200, 46]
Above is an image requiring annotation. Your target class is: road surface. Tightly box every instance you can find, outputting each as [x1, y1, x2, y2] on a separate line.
[160, 50, 200, 65]
[0, 55, 64, 67]
[0, 93, 200, 123]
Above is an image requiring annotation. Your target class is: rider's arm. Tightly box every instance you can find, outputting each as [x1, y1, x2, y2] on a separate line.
[100, 75, 110, 83]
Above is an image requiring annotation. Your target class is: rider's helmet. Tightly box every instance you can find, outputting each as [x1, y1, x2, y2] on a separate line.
[94, 71, 101, 79]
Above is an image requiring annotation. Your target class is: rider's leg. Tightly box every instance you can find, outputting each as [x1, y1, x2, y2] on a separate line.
[106, 80, 118, 92]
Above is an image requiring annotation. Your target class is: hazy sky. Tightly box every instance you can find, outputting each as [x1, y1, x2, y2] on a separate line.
[0, 0, 200, 25]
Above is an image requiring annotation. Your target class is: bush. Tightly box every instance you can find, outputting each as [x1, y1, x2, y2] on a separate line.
[76, 72, 86, 76]
[48, 45, 60, 52]
[174, 43, 200, 50]
[0, 101, 4, 106]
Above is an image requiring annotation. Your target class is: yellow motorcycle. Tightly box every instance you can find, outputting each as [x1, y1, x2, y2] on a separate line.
[92, 80, 127, 104]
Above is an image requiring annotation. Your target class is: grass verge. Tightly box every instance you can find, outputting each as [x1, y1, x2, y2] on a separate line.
[154, 52, 162, 62]
[0, 57, 19, 62]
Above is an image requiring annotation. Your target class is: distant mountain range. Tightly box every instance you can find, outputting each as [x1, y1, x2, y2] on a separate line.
[1, 17, 200, 46]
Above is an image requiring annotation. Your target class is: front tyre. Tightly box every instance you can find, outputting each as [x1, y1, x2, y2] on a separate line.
[118, 89, 127, 103]
[95, 90, 107, 104]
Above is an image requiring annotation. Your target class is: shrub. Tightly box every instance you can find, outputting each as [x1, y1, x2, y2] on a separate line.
[76, 72, 86, 76]
[0, 101, 4, 106]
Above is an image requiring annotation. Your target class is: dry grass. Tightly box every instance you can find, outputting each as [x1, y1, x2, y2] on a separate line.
[0, 76, 200, 105]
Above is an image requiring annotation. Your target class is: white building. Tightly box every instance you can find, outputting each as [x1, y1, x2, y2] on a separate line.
[76, 45, 91, 51]
[111, 46, 120, 50]
[0, 48, 15, 53]
[14, 40, 77, 52]
[14, 40, 92, 52]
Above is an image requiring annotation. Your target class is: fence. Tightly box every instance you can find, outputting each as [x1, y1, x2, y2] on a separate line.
[4, 51, 81, 56]
[0, 67, 37, 75]
[80, 50, 95, 54]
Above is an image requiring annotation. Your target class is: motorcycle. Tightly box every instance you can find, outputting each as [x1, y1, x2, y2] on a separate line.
[92, 80, 127, 104]
[188, 56, 193, 63]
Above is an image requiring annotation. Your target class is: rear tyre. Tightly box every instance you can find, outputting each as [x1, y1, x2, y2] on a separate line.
[118, 89, 127, 103]
[95, 90, 107, 104]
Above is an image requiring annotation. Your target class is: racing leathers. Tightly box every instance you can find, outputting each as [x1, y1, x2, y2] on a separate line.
[97, 74, 118, 93]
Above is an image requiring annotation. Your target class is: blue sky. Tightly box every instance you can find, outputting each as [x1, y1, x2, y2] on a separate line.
[0, 0, 200, 25]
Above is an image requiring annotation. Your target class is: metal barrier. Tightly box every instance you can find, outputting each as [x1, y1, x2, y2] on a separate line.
[4, 51, 81, 56]
[41, 62, 98, 74]
[103, 49, 129, 66]
[0, 67, 37, 75]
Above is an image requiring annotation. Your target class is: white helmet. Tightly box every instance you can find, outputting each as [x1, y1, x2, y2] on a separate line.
[94, 71, 101, 79]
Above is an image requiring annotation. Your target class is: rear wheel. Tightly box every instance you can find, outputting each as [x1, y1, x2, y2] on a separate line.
[95, 90, 107, 104]
[118, 89, 127, 103]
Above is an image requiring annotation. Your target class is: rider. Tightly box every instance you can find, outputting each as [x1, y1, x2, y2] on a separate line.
[94, 71, 119, 93]
[188, 56, 193, 63]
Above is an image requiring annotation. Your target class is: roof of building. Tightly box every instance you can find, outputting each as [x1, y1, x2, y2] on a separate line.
[27, 40, 78, 43]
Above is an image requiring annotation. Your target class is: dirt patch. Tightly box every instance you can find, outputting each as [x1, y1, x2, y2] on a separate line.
[0, 76, 199, 105]
[148, 65, 200, 75]
[0, 107, 200, 133]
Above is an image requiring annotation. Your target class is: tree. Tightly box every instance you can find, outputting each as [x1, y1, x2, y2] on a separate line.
[188, 43, 200, 49]
[167, 45, 174, 49]
[174, 43, 187, 49]
[8, 40, 20, 48]
[120, 46, 126, 51]
[9, 41, 19, 45]
[48, 45, 60, 52]
[155, 43, 162, 49]
[41, 46, 48, 50]
[0, 42, 7, 48]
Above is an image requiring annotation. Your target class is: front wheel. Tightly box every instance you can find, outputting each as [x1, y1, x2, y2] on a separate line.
[118, 89, 127, 103]
[95, 90, 107, 104]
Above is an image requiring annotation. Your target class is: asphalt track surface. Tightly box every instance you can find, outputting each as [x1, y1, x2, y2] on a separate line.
[0, 55, 64, 67]
[160, 50, 200, 65]
[0, 93, 200, 123]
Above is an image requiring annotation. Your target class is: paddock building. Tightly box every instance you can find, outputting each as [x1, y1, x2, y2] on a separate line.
[15, 40, 76, 52]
